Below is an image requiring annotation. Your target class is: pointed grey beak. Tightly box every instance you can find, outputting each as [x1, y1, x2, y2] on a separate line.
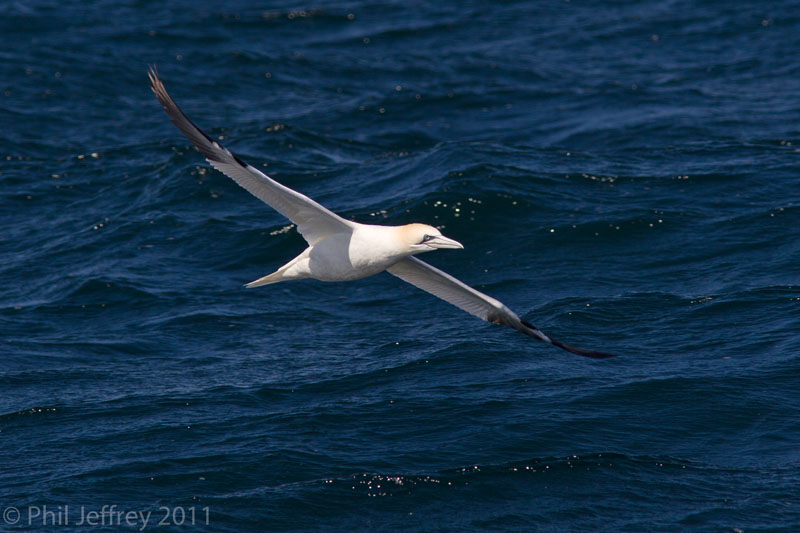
[427, 235, 464, 249]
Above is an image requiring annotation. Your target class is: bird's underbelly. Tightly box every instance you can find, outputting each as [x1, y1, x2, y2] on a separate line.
[305, 234, 402, 282]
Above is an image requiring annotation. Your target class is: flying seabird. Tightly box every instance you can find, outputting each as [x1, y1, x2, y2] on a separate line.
[148, 67, 616, 359]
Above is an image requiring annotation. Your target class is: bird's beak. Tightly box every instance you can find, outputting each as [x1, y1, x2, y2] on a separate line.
[427, 235, 464, 249]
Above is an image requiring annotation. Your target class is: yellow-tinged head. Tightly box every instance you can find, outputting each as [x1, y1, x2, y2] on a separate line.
[397, 223, 464, 254]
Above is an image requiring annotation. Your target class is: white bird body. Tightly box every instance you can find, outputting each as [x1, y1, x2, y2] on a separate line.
[249, 223, 453, 285]
[149, 67, 617, 359]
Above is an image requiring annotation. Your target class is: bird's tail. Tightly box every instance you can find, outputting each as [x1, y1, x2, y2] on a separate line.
[245, 248, 312, 288]
[245, 271, 284, 288]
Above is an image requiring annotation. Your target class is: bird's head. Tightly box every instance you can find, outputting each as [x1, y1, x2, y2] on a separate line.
[399, 223, 464, 254]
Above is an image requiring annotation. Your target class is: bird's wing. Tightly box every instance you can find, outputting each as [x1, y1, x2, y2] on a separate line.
[386, 256, 616, 359]
[148, 67, 354, 245]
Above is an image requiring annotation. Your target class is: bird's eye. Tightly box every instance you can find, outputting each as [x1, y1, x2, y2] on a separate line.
[421, 234, 433, 243]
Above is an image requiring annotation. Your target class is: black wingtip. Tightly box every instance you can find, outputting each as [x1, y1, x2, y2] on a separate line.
[147, 66, 238, 166]
[147, 64, 161, 93]
[519, 318, 618, 359]
[549, 338, 618, 359]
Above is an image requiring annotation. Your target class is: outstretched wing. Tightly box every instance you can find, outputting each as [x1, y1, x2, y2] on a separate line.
[149, 67, 354, 244]
[387, 256, 617, 359]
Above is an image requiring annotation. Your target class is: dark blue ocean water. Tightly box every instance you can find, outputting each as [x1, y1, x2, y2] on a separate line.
[2, 1, 799, 531]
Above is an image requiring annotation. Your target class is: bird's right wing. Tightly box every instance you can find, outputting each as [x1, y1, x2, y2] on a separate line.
[386, 256, 616, 359]
[149, 67, 354, 245]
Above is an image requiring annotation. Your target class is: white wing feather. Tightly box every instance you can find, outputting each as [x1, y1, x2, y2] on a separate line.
[387, 257, 617, 359]
[149, 67, 354, 244]
[387, 256, 519, 325]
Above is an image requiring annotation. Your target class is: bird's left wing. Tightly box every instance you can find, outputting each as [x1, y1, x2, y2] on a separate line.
[386, 256, 617, 359]
[149, 67, 354, 245]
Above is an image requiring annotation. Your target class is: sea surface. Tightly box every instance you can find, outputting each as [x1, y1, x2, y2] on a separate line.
[2, 1, 799, 531]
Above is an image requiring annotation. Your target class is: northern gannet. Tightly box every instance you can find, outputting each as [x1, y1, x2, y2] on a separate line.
[149, 67, 616, 359]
